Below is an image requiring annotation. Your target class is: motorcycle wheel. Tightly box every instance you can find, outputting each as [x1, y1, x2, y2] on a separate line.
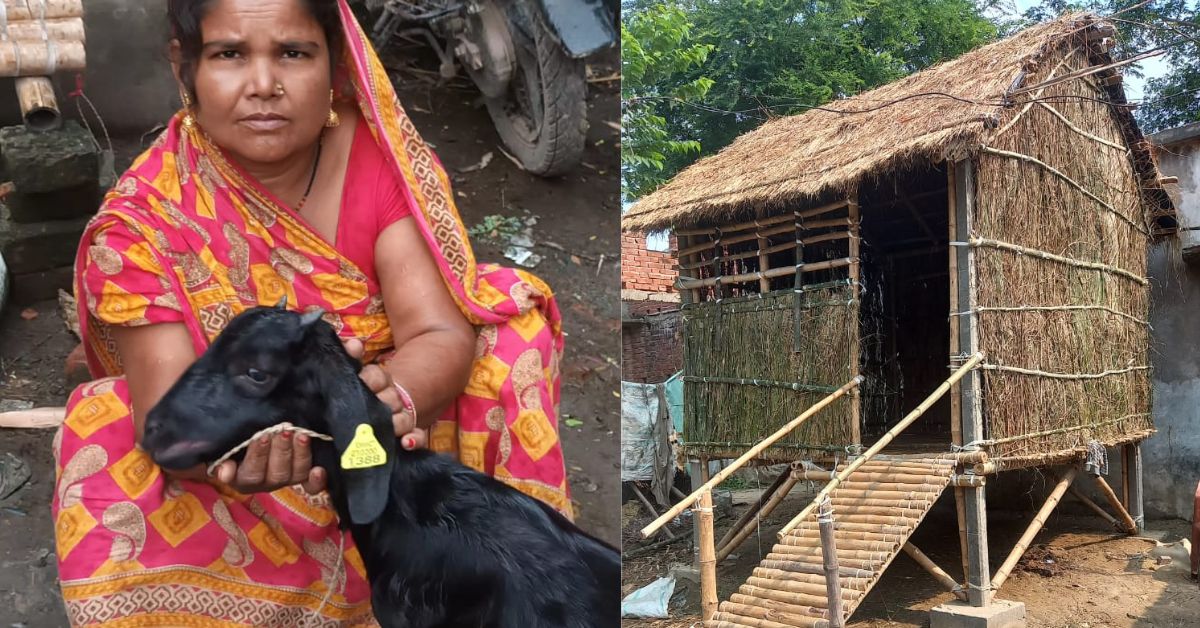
[484, 12, 587, 177]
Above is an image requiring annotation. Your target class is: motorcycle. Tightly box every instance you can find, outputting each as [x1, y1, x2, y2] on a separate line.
[358, 0, 616, 177]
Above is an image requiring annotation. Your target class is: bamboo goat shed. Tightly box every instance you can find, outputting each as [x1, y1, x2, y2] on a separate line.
[627, 13, 1177, 627]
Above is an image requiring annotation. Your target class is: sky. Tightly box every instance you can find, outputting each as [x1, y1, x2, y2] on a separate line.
[1003, 0, 1173, 101]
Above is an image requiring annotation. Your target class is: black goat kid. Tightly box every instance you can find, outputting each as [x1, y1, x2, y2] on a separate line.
[141, 304, 620, 628]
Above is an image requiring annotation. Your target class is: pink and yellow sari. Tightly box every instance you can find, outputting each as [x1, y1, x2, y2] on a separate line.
[52, 2, 570, 625]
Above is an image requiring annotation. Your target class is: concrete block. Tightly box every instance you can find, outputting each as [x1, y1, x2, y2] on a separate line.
[0, 206, 90, 275]
[11, 265, 73, 305]
[5, 181, 102, 224]
[0, 120, 99, 194]
[931, 600, 1026, 628]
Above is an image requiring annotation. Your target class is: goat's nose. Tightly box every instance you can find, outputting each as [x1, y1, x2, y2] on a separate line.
[142, 419, 162, 440]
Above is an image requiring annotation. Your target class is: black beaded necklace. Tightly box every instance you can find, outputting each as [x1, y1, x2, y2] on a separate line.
[295, 133, 323, 211]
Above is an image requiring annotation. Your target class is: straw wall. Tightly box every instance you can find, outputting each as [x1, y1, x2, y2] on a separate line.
[682, 287, 857, 460]
[972, 44, 1152, 459]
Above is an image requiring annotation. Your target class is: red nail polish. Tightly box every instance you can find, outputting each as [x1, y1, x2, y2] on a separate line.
[403, 436, 414, 450]
[280, 430, 292, 440]
[298, 434, 309, 445]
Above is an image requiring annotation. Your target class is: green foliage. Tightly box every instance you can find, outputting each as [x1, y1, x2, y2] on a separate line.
[622, 4, 715, 202]
[467, 214, 524, 244]
[622, 0, 997, 200]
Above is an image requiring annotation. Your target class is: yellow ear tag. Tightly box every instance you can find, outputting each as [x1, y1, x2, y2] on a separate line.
[340, 424, 388, 470]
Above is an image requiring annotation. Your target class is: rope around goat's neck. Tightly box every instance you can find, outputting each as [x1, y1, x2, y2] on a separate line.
[203, 422, 344, 626]
[205, 422, 334, 477]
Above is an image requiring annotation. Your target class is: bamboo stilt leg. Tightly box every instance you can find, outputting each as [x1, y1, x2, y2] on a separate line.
[991, 467, 1077, 592]
[1127, 443, 1144, 532]
[698, 490, 719, 622]
[631, 483, 676, 540]
[1067, 484, 1119, 528]
[954, 486, 970, 583]
[718, 465, 792, 549]
[717, 473, 801, 562]
[902, 543, 967, 600]
[1121, 446, 1130, 509]
[1089, 473, 1137, 533]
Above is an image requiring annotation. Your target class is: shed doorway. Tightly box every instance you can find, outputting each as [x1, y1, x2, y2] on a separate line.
[857, 164, 951, 450]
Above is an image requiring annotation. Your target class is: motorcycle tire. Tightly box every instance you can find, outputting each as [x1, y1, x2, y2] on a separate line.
[484, 12, 587, 177]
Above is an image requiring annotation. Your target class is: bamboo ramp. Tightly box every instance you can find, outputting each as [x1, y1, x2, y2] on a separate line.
[709, 455, 959, 628]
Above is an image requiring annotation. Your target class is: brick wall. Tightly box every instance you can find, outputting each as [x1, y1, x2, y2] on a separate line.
[621, 231, 677, 292]
[622, 310, 683, 384]
[622, 231, 682, 383]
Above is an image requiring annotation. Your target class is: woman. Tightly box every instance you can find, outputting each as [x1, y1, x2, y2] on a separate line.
[52, 0, 571, 624]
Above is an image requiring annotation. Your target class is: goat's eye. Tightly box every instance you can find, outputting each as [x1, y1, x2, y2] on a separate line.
[245, 368, 271, 384]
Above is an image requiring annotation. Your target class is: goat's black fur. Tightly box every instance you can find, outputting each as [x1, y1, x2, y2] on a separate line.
[142, 305, 621, 628]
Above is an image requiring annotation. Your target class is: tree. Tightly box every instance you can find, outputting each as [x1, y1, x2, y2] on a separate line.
[622, 0, 996, 193]
[621, 4, 715, 202]
[1015, 0, 1200, 133]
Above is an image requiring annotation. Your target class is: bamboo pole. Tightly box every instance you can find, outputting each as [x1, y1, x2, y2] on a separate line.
[1121, 446, 1130, 509]
[3, 0, 83, 21]
[1089, 473, 1138, 533]
[0, 406, 65, 428]
[678, 233, 850, 270]
[0, 39, 85, 77]
[954, 487, 970, 583]
[678, 258, 855, 290]
[2, 17, 85, 42]
[698, 489, 719, 623]
[641, 376, 864, 538]
[817, 496, 845, 628]
[717, 472, 801, 561]
[847, 198, 861, 448]
[718, 466, 792, 549]
[15, 76, 58, 130]
[631, 483, 676, 540]
[757, 231, 771, 292]
[778, 352, 984, 539]
[902, 543, 967, 600]
[675, 201, 850, 237]
[1067, 484, 1119, 527]
[991, 467, 1078, 592]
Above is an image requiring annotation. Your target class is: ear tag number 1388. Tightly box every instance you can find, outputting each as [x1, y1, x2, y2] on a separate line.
[341, 424, 388, 469]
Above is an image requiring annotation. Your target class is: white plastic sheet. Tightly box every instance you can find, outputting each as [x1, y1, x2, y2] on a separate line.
[620, 576, 676, 618]
[621, 381, 673, 504]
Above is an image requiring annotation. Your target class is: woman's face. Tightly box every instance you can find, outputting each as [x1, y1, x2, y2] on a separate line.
[185, 0, 332, 167]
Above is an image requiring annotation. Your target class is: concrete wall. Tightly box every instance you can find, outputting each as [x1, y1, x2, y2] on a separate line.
[0, 1, 178, 134]
[1142, 126, 1200, 521]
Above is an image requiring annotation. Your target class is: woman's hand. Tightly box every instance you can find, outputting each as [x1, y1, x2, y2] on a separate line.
[343, 338, 428, 451]
[212, 430, 327, 495]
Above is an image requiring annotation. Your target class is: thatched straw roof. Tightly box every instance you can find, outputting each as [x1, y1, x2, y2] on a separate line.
[623, 13, 1172, 232]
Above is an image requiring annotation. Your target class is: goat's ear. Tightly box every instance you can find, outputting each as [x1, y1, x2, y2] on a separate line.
[275, 295, 288, 309]
[300, 308, 326, 329]
[322, 367, 395, 526]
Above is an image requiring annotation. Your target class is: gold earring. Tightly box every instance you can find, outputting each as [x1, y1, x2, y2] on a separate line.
[325, 89, 340, 128]
[180, 89, 195, 129]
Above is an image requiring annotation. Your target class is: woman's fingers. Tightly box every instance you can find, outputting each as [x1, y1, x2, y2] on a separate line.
[301, 466, 327, 495]
[400, 426, 427, 451]
[392, 408, 415, 438]
[216, 460, 238, 484]
[236, 435, 272, 487]
[290, 432, 314, 484]
[342, 337, 365, 360]
[358, 364, 391, 394]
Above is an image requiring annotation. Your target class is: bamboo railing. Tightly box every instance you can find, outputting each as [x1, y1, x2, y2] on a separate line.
[777, 353, 985, 538]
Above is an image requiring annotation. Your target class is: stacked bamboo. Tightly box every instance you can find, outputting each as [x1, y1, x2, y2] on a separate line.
[0, 0, 86, 129]
[0, 0, 86, 77]
[708, 456, 958, 628]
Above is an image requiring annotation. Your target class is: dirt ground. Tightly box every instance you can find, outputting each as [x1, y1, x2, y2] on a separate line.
[0, 50, 620, 626]
[622, 485, 1200, 628]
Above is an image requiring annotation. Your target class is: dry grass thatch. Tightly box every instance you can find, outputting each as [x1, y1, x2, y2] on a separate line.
[622, 13, 1173, 234]
[972, 41, 1153, 458]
